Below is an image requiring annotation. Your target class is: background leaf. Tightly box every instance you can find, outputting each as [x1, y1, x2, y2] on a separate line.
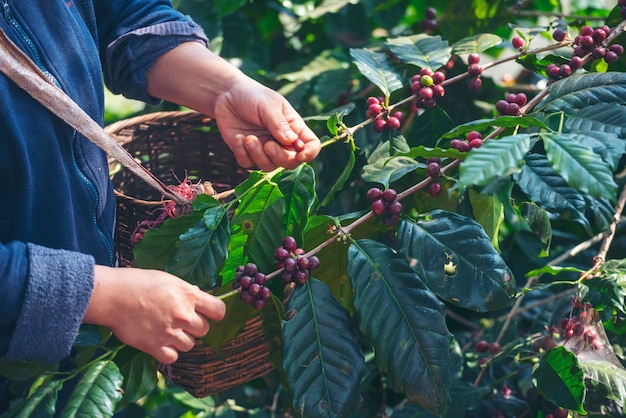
[348, 239, 452, 415]
[277, 165, 317, 242]
[451, 33, 503, 55]
[386, 34, 451, 71]
[349, 48, 404, 97]
[282, 278, 366, 418]
[397, 213, 517, 311]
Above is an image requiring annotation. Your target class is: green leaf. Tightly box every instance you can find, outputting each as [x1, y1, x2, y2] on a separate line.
[2, 379, 62, 418]
[277, 50, 349, 82]
[543, 132, 618, 201]
[201, 291, 258, 352]
[386, 34, 451, 71]
[407, 106, 455, 148]
[246, 199, 288, 273]
[536, 72, 626, 114]
[282, 278, 366, 418]
[59, 361, 124, 417]
[458, 134, 537, 189]
[580, 273, 626, 315]
[400, 145, 467, 161]
[468, 189, 504, 252]
[362, 156, 424, 187]
[277, 165, 316, 242]
[397, 213, 517, 312]
[319, 149, 355, 209]
[564, 103, 626, 143]
[525, 265, 584, 278]
[348, 240, 452, 415]
[514, 153, 592, 233]
[451, 33, 503, 55]
[439, 116, 548, 140]
[532, 346, 586, 414]
[349, 48, 404, 97]
[166, 211, 230, 289]
[521, 202, 552, 257]
[133, 212, 202, 270]
[581, 359, 626, 407]
[0, 360, 55, 381]
[115, 348, 158, 409]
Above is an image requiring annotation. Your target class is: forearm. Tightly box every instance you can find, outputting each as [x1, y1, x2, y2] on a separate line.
[145, 41, 249, 117]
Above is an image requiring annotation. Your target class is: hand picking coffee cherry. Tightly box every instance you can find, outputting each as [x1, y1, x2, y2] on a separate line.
[274, 236, 320, 285]
[367, 187, 403, 225]
[232, 263, 272, 310]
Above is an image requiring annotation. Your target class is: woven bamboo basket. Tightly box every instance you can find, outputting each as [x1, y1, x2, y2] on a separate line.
[106, 110, 274, 397]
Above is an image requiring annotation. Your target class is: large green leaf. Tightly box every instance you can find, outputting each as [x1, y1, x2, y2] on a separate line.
[581, 359, 626, 407]
[246, 199, 288, 273]
[277, 50, 349, 82]
[580, 270, 626, 315]
[451, 33, 503, 55]
[536, 72, 626, 114]
[1, 379, 63, 418]
[458, 134, 537, 189]
[386, 34, 451, 71]
[542, 132, 617, 201]
[532, 346, 586, 414]
[564, 103, 626, 143]
[397, 212, 517, 311]
[277, 165, 317, 242]
[319, 149, 355, 209]
[361, 156, 424, 187]
[347, 240, 452, 415]
[468, 189, 503, 252]
[133, 212, 202, 270]
[166, 208, 230, 289]
[513, 153, 591, 233]
[59, 361, 124, 417]
[115, 348, 158, 409]
[282, 278, 366, 418]
[349, 48, 405, 97]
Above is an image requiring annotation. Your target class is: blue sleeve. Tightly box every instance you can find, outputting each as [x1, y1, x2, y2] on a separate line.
[95, 0, 209, 102]
[1, 243, 94, 363]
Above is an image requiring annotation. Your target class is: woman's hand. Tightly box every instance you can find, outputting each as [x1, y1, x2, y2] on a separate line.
[84, 265, 226, 364]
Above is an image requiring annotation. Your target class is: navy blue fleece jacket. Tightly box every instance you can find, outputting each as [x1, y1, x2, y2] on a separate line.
[0, 0, 207, 363]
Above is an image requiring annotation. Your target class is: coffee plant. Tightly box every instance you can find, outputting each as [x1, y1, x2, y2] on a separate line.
[4, 1, 626, 417]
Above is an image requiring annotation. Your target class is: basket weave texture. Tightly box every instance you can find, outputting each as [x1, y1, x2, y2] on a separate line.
[106, 110, 273, 397]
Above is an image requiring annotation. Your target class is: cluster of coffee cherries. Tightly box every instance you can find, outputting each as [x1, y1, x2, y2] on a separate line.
[556, 312, 603, 351]
[367, 187, 403, 226]
[425, 157, 443, 198]
[474, 339, 502, 365]
[275, 236, 320, 285]
[466, 53, 483, 91]
[232, 262, 272, 310]
[411, 68, 446, 110]
[495, 92, 528, 116]
[419, 6, 438, 34]
[449, 130, 484, 153]
[366, 96, 405, 133]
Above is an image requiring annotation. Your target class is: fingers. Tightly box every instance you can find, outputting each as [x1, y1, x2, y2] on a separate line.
[194, 290, 227, 322]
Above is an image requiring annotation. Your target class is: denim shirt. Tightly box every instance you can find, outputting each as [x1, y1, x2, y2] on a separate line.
[0, 0, 207, 363]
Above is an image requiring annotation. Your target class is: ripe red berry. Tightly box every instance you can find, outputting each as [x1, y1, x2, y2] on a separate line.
[432, 71, 446, 84]
[367, 187, 383, 201]
[468, 63, 483, 76]
[450, 139, 462, 149]
[554, 408, 568, 418]
[284, 257, 298, 272]
[244, 263, 258, 277]
[514, 93, 527, 106]
[283, 236, 297, 252]
[259, 286, 272, 300]
[592, 28, 606, 44]
[294, 248, 305, 256]
[240, 275, 253, 289]
[428, 182, 442, 197]
[605, 50, 619, 64]
[610, 44, 624, 55]
[489, 342, 501, 354]
[387, 201, 403, 215]
[240, 290, 255, 304]
[420, 68, 434, 77]
[392, 111, 405, 123]
[381, 188, 398, 203]
[367, 103, 383, 117]
[275, 246, 290, 261]
[592, 46, 606, 59]
[373, 118, 387, 132]
[467, 131, 482, 141]
[248, 282, 261, 296]
[456, 140, 470, 152]
[387, 116, 401, 130]
[496, 100, 509, 114]
[251, 298, 266, 310]
[580, 25, 593, 37]
[569, 56, 584, 70]
[468, 77, 482, 91]
[469, 138, 483, 149]
[292, 139, 305, 152]
[427, 162, 441, 177]
[308, 256, 320, 270]
[371, 199, 387, 216]
[297, 256, 311, 270]
[432, 84, 445, 97]
[254, 272, 267, 285]
[294, 270, 309, 284]
[468, 53, 480, 65]
[366, 96, 380, 106]
[546, 63, 561, 78]
[512, 36, 525, 50]
[552, 28, 567, 42]
[475, 340, 489, 353]
[419, 86, 434, 99]
[559, 64, 572, 77]
[580, 35, 594, 48]
[425, 6, 437, 19]
[505, 102, 520, 116]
